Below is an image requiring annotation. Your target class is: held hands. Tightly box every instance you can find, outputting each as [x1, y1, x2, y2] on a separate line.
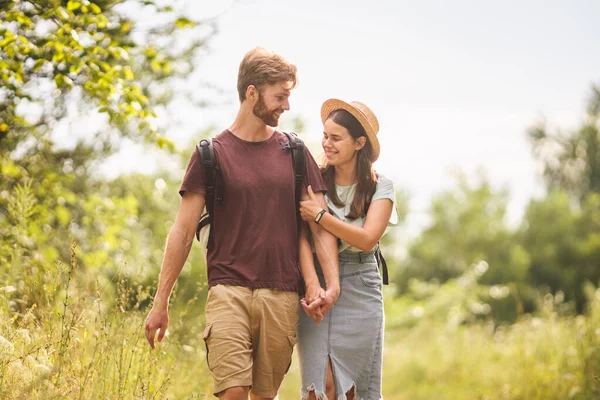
[301, 283, 326, 324]
[144, 305, 169, 349]
[299, 185, 324, 222]
[301, 283, 340, 325]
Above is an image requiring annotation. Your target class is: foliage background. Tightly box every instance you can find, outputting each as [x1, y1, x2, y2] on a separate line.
[1, 1, 600, 399]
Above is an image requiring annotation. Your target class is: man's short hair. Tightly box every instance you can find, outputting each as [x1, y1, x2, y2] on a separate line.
[237, 47, 298, 102]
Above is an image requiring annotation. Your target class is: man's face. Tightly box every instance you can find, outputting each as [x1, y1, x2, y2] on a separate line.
[252, 81, 292, 127]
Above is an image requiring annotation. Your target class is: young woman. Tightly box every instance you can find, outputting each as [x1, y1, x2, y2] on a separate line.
[298, 99, 398, 400]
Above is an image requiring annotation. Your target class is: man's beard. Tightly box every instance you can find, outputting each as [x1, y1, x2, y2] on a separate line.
[253, 94, 281, 127]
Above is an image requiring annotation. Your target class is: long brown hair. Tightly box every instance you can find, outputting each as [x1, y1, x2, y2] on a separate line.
[321, 109, 378, 219]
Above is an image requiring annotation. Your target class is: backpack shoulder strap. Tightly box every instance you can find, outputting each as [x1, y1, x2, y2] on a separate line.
[282, 131, 306, 228]
[365, 173, 389, 284]
[196, 139, 218, 249]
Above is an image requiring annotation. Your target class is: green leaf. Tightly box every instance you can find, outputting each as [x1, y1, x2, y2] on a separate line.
[96, 14, 108, 28]
[174, 18, 196, 29]
[55, 74, 74, 88]
[69, 63, 82, 74]
[16, 14, 33, 26]
[55, 7, 70, 20]
[89, 3, 101, 14]
[33, 59, 46, 71]
[67, 1, 81, 11]
[0, 37, 16, 47]
[123, 66, 134, 80]
[121, 22, 132, 33]
[156, 137, 168, 148]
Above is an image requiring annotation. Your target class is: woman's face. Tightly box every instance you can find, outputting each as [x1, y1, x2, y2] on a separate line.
[321, 118, 365, 167]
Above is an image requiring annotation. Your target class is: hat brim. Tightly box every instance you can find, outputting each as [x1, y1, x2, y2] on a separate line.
[320, 98, 380, 162]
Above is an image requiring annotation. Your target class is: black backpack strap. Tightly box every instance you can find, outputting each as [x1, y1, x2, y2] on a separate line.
[365, 189, 389, 285]
[281, 131, 305, 229]
[196, 139, 220, 249]
[375, 245, 389, 285]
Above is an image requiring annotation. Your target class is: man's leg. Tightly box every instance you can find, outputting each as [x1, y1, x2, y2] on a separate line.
[218, 386, 250, 400]
[204, 285, 254, 397]
[250, 288, 299, 399]
[248, 391, 273, 400]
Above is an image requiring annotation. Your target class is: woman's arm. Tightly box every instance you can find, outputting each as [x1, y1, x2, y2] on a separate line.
[300, 186, 393, 252]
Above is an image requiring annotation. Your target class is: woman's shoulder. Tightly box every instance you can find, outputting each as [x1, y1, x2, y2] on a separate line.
[375, 172, 395, 189]
[372, 171, 396, 200]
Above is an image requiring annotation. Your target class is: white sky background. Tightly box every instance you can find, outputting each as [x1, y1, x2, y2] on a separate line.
[102, 0, 600, 239]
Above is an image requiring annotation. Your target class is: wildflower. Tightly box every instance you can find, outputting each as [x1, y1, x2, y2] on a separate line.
[0, 286, 17, 293]
[16, 328, 31, 345]
[34, 363, 53, 377]
[0, 335, 15, 359]
[8, 360, 32, 382]
[475, 261, 489, 275]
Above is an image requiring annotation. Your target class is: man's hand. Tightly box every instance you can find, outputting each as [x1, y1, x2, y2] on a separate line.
[145, 306, 169, 349]
[320, 284, 340, 316]
[303, 283, 340, 324]
[305, 282, 325, 305]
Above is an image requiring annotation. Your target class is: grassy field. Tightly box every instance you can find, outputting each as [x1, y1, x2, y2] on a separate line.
[2, 278, 600, 399]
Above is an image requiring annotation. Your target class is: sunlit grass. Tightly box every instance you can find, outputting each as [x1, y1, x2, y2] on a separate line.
[2, 257, 599, 399]
[280, 289, 600, 400]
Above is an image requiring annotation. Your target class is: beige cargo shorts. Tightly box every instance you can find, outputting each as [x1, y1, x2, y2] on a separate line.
[203, 284, 299, 397]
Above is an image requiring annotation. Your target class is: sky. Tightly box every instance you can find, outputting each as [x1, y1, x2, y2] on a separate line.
[102, 0, 600, 239]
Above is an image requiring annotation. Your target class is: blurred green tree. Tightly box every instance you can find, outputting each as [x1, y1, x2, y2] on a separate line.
[528, 85, 600, 202]
[521, 191, 600, 312]
[0, 0, 216, 313]
[396, 172, 529, 289]
[523, 84, 600, 312]
[0, 0, 215, 153]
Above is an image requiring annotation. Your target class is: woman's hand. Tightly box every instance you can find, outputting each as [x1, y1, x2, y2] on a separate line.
[300, 185, 325, 222]
[301, 282, 325, 324]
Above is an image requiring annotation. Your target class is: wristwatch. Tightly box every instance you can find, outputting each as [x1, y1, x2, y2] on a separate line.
[314, 209, 326, 225]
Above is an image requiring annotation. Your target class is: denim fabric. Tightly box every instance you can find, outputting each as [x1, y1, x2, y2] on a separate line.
[298, 251, 384, 400]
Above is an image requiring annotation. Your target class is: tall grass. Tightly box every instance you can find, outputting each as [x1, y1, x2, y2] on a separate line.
[0, 244, 212, 400]
[2, 246, 599, 399]
[279, 286, 600, 400]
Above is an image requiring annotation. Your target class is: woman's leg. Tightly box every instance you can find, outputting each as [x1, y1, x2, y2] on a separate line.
[325, 358, 335, 400]
[306, 357, 335, 400]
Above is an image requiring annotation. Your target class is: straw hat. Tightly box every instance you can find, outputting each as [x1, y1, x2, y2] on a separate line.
[320, 98, 380, 162]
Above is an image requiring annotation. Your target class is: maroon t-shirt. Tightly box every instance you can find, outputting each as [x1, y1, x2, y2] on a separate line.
[179, 129, 326, 291]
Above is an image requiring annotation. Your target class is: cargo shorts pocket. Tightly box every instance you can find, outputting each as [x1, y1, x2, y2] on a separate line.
[274, 331, 298, 375]
[284, 332, 298, 374]
[202, 324, 219, 371]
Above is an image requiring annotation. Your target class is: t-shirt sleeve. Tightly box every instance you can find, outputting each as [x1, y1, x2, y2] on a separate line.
[303, 146, 327, 193]
[179, 147, 206, 197]
[372, 173, 399, 226]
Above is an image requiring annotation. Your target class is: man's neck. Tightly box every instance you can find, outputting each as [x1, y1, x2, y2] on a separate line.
[229, 110, 274, 142]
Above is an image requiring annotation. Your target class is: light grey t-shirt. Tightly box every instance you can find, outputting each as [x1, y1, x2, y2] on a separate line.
[325, 173, 398, 253]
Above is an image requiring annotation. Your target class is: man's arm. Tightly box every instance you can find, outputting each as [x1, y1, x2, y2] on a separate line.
[298, 221, 325, 324]
[145, 192, 205, 349]
[306, 190, 339, 316]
